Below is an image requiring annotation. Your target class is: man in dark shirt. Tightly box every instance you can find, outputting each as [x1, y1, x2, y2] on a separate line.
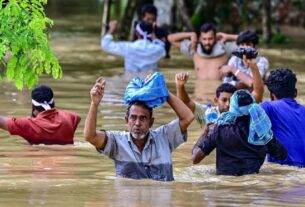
[192, 90, 287, 176]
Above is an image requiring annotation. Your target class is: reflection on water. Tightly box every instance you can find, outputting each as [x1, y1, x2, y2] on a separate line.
[1, 1, 305, 206]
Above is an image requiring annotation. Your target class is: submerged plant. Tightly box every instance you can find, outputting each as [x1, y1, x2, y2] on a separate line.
[0, 0, 62, 89]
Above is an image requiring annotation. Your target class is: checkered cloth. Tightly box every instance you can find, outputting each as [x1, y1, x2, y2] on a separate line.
[217, 90, 273, 145]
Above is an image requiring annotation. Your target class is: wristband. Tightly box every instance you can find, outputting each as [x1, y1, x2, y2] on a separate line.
[234, 69, 240, 76]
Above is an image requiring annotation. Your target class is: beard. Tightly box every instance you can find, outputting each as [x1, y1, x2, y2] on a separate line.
[131, 131, 149, 140]
[200, 43, 214, 55]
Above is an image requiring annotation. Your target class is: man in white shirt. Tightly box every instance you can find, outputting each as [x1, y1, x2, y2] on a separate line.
[101, 20, 166, 79]
[220, 30, 269, 89]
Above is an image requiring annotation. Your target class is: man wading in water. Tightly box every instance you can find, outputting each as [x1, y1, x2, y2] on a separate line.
[84, 77, 194, 181]
[0, 85, 81, 145]
[168, 23, 237, 102]
[192, 90, 287, 176]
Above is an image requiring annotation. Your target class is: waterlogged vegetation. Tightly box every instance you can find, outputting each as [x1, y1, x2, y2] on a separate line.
[0, 0, 61, 89]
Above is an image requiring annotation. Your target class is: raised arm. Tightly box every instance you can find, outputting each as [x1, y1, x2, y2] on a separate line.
[220, 57, 264, 102]
[0, 116, 8, 131]
[167, 92, 194, 133]
[84, 77, 108, 149]
[101, 20, 129, 57]
[244, 57, 264, 103]
[175, 72, 196, 113]
[167, 32, 197, 49]
[216, 32, 238, 43]
[220, 64, 253, 88]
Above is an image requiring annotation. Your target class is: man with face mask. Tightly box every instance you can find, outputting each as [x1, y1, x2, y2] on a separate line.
[101, 20, 165, 80]
[84, 77, 194, 181]
[168, 23, 237, 102]
[0, 85, 81, 145]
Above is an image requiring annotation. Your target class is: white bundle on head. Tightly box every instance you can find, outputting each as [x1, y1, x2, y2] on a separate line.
[135, 23, 152, 40]
[32, 98, 54, 110]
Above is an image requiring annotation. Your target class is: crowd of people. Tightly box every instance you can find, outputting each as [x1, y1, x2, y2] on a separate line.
[1, 4, 305, 181]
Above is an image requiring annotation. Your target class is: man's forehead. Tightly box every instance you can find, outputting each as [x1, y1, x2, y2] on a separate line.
[143, 12, 156, 18]
[219, 92, 233, 99]
[201, 30, 215, 37]
[129, 105, 151, 115]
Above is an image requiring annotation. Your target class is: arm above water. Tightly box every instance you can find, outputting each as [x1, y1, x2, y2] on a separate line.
[246, 57, 264, 103]
[84, 77, 108, 150]
[192, 125, 217, 164]
[0, 116, 8, 131]
[267, 137, 287, 161]
[175, 72, 196, 113]
[168, 32, 197, 49]
[101, 20, 129, 57]
[167, 92, 194, 133]
[217, 32, 238, 43]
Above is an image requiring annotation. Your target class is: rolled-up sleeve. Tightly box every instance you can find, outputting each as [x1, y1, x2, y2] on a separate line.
[180, 39, 193, 58]
[96, 130, 119, 159]
[224, 41, 237, 56]
[155, 119, 187, 152]
[101, 34, 129, 57]
[194, 102, 206, 127]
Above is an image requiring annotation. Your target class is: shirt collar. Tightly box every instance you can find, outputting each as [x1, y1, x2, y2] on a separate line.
[127, 131, 155, 144]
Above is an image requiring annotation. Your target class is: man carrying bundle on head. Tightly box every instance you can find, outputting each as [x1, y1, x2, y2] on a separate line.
[101, 20, 166, 79]
[84, 73, 194, 181]
[0, 85, 81, 145]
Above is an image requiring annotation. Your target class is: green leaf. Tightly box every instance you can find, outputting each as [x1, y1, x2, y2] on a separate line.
[0, 0, 62, 90]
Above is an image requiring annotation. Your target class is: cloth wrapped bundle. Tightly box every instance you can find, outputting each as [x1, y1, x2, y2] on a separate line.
[124, 72, 169, 108]
[217, 89, 273, 145]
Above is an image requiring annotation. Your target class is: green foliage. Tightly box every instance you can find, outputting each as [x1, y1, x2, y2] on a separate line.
[270, 33, 291, 44]
[0, 0, 62, 89]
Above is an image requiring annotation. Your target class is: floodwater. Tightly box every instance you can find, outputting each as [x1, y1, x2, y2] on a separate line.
[1, 1, 305, 206]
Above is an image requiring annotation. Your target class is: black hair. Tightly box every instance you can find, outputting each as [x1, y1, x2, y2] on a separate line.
[31, 85, 55, 112]
[236, 30, 259, 47]
[265, 68, 297, 99]
[216, 83, 237, 98]
[155, 27, 168, 40]
[140, 4, 157, 17]
[137, 21, 153, 36]
[126, 101, 153, 118]
[236, 90, 254, 106]
[200, 23, 216, 35]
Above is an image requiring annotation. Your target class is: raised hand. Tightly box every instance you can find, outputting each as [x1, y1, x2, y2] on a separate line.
[175, 72, 189, 87]
[219, 65, 233, 76]
[243, 55, 257, 68]
[90, 77, 106, 106]
[107, 20, 118, 34]
[216, 32, 228, 43]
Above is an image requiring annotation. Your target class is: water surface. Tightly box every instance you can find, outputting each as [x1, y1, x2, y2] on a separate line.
[1, 1, 305, 206]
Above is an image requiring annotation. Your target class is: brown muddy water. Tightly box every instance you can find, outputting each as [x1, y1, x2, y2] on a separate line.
[1, 1, 305, 206]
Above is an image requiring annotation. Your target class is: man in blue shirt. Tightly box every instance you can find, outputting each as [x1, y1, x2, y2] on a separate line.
[262, 68, 305, 167]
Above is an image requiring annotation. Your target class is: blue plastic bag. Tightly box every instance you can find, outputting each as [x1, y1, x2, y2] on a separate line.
[124, 72, 169, 108]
